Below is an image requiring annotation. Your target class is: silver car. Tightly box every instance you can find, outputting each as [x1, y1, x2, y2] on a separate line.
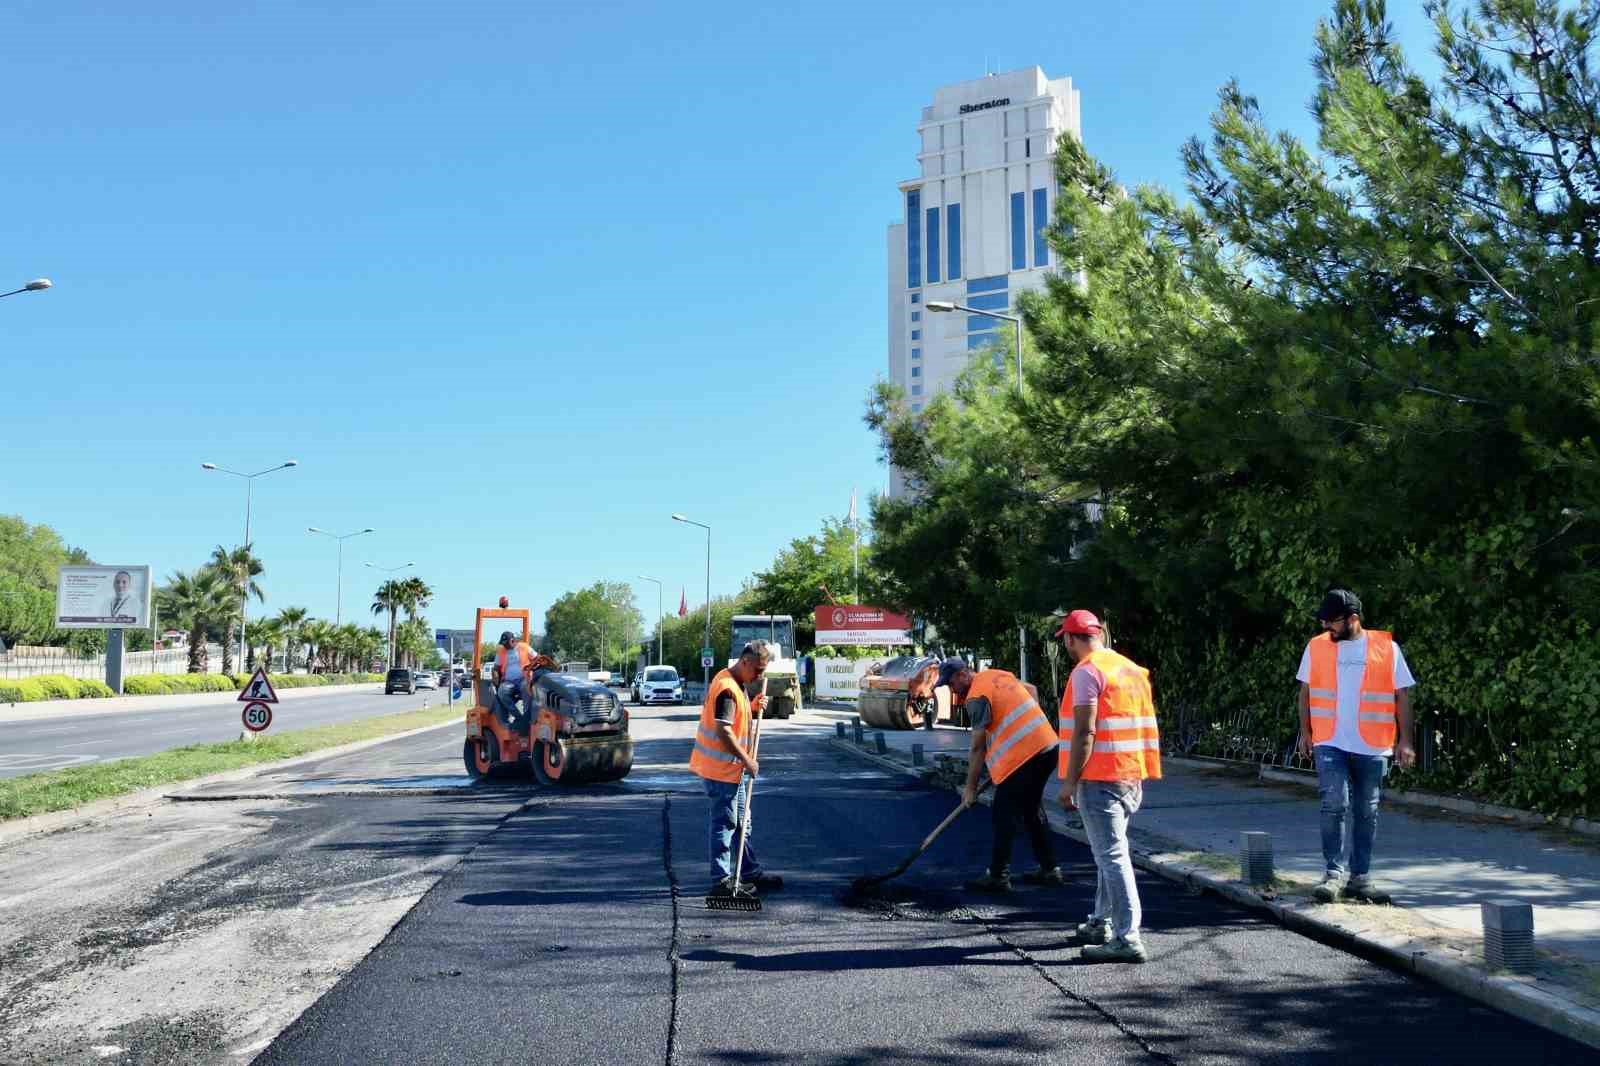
[413, 670, 438, 690]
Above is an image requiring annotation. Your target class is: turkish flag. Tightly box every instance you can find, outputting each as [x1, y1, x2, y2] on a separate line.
[678, 588, 687, 617]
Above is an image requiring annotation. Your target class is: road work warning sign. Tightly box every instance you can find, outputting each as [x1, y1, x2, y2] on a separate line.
[238, 667, 280, 704]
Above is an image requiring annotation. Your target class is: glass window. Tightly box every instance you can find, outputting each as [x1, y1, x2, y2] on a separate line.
[911, 366, 921, 377]
[1034, 188, 1049, 266]
[911, 383, 922, 396]
[911, 293, 920, 304]
[967, 291, 1008, 311]
[968, 314, 998, 332]
[910, 311, 920, 322]
[968, 332, 997, 350]
[1010, 191, 1026, 270]
[911, 347, 921, 359]
[946, 203, 961, 280]
[967, 275, 1007, 294]
[912, 403, 922, 413]
[925, 207, 941, 283]
[911, 330, 920, 340]
[906, 190, 921, 289]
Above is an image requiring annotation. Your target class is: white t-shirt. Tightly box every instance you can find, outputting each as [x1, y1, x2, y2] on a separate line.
[1295, 634, 1415, 757]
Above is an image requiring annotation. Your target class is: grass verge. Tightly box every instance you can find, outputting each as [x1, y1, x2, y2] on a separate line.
[0, 703, 461, 822]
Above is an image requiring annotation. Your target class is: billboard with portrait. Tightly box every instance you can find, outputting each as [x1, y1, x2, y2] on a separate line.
[55, 565, 152, 629]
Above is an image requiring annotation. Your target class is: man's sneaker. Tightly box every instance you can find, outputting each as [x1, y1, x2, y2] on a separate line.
[1313, 874, 1345, 903]
[751, 873, 784, 892]
[1344, 877, 1390, 903]
[1073, 919, 1111, 945]
[1080, 937, 1148, 964]
[1020, 867, 1066, 887]
[708, 877, 755, 899]
[964, 871, 1013, 894]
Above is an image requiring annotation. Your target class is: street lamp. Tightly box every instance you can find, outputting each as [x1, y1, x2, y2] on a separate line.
[637, 574, 664, 665]
[364, 561, 415, 670]
[306, 527, 374, 626]
[0, 278, 52, 299]
[202, 459, 298, 664]
[672, 513, 712, 687]
[589, 620, 607, 674]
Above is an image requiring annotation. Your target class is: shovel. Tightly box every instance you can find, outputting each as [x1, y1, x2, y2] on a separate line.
[850, 781, 990, 893]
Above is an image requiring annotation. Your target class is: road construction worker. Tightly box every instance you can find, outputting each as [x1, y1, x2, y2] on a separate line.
[937, 656, 1062, 893]
[492, 631, 535, 725]
[1056, 609, 1160, 963]
[691, 641, 783, 900]
[1297, 588, 1417, 904]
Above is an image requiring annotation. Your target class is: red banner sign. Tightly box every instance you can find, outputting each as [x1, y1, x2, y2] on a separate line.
[814, 605, 912, 646]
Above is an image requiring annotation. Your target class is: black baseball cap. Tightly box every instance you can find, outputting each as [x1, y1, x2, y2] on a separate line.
[934, 656, 970, 688]
[499, 630, 516, 645]
[1315, 589, 1362, 621]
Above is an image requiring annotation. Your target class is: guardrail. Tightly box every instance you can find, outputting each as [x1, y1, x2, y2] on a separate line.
[0, 644, 228, 680]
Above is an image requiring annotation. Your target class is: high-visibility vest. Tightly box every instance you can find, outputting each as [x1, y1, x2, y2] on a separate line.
[968, 669, 1057, 785]
[1305, 630, 1397, 749]
[496, 642, 534, 677]
[1060, 649, 1162, 782]
[690, 669, 750, 783]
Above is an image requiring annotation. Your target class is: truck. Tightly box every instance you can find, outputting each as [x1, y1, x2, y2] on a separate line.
[728, 614, 801, 720]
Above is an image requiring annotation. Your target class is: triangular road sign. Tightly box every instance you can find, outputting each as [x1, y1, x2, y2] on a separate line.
[237, 667, 280, 704]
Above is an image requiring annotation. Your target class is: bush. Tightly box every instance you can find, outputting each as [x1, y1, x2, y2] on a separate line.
[73, 679, 114, 699]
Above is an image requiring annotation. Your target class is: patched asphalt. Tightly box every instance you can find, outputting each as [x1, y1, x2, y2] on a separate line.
[257, 727, 1590, 1066]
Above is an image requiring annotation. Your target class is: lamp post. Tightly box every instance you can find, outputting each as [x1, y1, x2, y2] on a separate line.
[589, 620, 606, 674]
[202, 459, 298, 666]
[0, 278, 52, 300]
[306, 527, 374, 626]
[637, 574, 664, 665]
[926, 300, 1029, 682]
[672, 513, 712, 687]
[365, 561, 415, 668]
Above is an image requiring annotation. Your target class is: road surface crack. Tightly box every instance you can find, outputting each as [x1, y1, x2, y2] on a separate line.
[661, 794, 682, 1066]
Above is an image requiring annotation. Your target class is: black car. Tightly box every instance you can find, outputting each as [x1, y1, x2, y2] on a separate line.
[385, 667, 416, 694]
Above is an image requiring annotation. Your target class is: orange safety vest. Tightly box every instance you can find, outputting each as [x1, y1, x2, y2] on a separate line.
[495, 642, 534, 676]
[1060, 649, 1162, 782]
[1305, 630, 1397, 749]
[967, 669, 1057, 785]
[690, 669, 751, 783]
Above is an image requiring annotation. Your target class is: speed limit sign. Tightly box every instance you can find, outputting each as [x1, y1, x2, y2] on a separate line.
[241, 701, 273, 733]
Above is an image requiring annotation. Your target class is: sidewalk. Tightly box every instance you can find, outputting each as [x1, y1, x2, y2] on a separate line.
[807, 708, 1600, 1050]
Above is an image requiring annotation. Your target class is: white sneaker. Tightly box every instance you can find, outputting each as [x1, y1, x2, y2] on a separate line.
[1313, 874, 1345, 903]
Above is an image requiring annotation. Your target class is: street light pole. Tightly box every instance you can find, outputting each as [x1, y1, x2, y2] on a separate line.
[202, 459, 298, 669]
[672, 514, 712, 688]
[306, 527, 375, 626]
[0, 278, 52, 300]
[638, 575, 664, 665]
[364, 561, 415, 668]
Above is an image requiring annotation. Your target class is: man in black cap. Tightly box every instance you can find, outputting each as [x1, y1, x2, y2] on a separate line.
[1297, 588, 1417, 903]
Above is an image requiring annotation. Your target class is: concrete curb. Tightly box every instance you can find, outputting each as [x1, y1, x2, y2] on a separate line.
[828, 736, 1600, 1052]
[0, 718, 462, 848]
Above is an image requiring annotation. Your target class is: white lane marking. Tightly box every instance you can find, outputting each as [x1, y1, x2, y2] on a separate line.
[58, 739, 114, 750]
[15, 726, 78, 736]
[0, 753, 98, 771]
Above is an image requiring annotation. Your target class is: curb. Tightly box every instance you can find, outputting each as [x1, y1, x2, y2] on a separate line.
[0, 717, 461, 847]
[827, 736, 1600, 1052]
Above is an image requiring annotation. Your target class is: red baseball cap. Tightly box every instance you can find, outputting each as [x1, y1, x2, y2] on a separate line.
[1054, 609, 1102, 637]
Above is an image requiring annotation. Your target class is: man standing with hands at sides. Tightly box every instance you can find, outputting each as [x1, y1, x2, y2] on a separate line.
[1298, 589, 1417, 903]
[1057, 610, 1161, 963]
[691, 641, 783, 900]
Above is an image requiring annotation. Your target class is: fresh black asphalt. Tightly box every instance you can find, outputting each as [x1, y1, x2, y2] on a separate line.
[256, 730, 1590, 1066]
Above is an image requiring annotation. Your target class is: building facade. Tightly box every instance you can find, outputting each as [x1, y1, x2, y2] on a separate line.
[886, 67, 1081, 496]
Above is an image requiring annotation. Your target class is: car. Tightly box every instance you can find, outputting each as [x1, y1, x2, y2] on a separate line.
[437, 670, 451, 687]
[634, 665, 683, 705]
[385, 667, 416, 695]
[414, 670, 438, 690]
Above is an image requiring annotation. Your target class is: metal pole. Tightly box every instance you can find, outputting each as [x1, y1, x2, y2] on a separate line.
[703, 526, 711, 687]
[335, 538, 344, 626]
[853, 519, 860, 603]
[657, 585, 663, 665]
[241, 478, 253, 667]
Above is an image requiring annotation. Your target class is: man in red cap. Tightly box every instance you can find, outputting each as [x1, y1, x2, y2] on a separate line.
[1056, 609, 1161, 963]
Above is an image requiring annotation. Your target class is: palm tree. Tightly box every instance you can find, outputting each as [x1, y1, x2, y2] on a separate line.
[209, 544, 264, 675]
[371, 580, 405, 667]
[359, 626, 385, 672]
[243, 619, 273, 671]
[274, 606, 309, 672]
[399, 576, 433, 622]
[157, 569, 230, 673]
[302, 619, 334, 674]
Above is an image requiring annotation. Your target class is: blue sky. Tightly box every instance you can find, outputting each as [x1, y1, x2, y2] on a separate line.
[2, 0, 1435, 636]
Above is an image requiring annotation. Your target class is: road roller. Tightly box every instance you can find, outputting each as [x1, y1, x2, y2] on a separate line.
[856, 654, 958, 730]
[462, 604, 634, 785]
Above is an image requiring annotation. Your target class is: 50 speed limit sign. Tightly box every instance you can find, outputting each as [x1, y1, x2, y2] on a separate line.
[241, 701, 273, 733]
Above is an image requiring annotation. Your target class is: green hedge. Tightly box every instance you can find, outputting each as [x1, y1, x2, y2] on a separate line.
[1, 672, 382, 703]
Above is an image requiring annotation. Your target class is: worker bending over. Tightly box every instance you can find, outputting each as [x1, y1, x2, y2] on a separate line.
[493, 630, 535, 725]
[690, 641, 783, 900]
[1057, 610, 1160, 963]
[938, 657, 1063, 893]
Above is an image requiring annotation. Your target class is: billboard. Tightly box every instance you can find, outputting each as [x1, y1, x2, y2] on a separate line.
[814, 605, 912, 647]
[55, 565, 152, 629]
[815, 657, 885, 699]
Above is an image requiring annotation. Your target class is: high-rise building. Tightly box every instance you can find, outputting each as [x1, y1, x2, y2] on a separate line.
[886, 67, 1081, 496]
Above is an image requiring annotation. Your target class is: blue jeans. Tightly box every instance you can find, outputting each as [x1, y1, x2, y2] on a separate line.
[704, 776, 763, 883]
[1315, 746, 1387, 879]
[1077, 780, 1144, 943]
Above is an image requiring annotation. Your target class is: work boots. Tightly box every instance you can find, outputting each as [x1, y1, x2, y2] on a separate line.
[964, 870, 1013, 894]
[1019, 866, 1066, 887]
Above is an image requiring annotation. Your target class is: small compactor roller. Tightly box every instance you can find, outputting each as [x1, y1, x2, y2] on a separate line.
[857, 654, 956, 730]
[462, 604, 634, 785]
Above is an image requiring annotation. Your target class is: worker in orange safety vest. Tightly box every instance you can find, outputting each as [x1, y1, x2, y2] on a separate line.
[1056, 609, 1160, 963]
[937, 656, 1063, 894]
[492, 631, 536, 725]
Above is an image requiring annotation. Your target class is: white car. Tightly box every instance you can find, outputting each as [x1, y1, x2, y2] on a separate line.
[633, 666, 683, 705]
[413, 670, 438, 690]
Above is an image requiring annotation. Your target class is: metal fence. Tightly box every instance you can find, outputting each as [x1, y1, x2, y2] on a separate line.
[0, 644, 228, 681]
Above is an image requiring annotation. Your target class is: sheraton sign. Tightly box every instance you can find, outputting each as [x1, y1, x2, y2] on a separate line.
[814, 605, 912, 647]
[959, 97, 1010, 114]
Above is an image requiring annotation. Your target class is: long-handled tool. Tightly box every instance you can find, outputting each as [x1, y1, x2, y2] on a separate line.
[707, 674, 768, 913]
[850, 781, 990, 893]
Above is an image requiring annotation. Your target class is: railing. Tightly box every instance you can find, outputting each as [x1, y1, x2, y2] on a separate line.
[0, 644, 228, 680]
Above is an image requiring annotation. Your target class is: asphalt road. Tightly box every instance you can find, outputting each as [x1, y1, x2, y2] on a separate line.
[251, 708, 1588, 1066]
[0, 684, 452, 779]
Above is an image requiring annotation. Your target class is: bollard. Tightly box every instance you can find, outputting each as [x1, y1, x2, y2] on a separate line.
[853, 719, 864, 744]
[874, 731, 888, 755]
[1240, 831, 1274, 885]
[835, 721, 846, 739]
[1482, 901, 1535, 973]
[912, 743, 925, 767]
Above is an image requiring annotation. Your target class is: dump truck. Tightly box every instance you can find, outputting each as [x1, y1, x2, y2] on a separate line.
[728, 614, 801, 719]
[462, 605, 633, 785]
